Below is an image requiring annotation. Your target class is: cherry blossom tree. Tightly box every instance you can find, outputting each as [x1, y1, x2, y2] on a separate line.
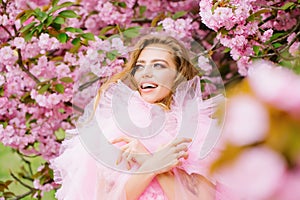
[0, 0, 299, 199]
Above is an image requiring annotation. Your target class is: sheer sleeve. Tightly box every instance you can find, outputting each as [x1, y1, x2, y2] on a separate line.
[169, 76, 228, 199]
[50, 131, 99, 200]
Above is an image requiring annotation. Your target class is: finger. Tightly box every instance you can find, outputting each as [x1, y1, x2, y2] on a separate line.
[175, 144, 188, 153]
[116, 151, 123, 165]
[177, 151, 189, 159]
[172, 138, 192, 146]
[116, 146, 130, 165]
[111, 136, 132, 144]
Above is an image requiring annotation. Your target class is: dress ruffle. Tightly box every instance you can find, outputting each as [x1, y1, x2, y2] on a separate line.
[50, 76, 226, 200]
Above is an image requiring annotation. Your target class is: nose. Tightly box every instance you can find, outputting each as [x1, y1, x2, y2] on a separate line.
[141, 65, 153, 78]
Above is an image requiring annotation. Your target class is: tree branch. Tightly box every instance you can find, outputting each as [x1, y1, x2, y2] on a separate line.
[13, 190, 35, 200]
[17, 49, 41, 84]
[10, 172, 35, 190]
[0, 24, 13, 38]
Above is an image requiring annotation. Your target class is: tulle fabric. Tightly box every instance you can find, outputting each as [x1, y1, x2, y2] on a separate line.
[51, 76, 228, 200]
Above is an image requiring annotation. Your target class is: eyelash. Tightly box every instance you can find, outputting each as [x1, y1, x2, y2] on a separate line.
[135, 63, 167, 70]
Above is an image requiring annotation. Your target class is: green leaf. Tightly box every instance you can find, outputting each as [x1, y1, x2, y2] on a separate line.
[272, 42, 282, 48]
[58, 10, 78, 18]
[53, 16, 65, 24]
[123, 26, 141, 38]
[57, 33, 68, 43]
[139, 6, 146, 16]
[38, 83, 51, 94]
[98, 26, 115, 36]
[222, 47, 231, 53]
[60, 77, 73, 83]
[20, 10, 35, 24]
[280, 2, 295, 10]
[80, 33, 95, 41]
[20, 22, 37, 33]
[246, 9, 270, 22]
[49, 2, 74, 14]
[34, 8, 48, 22]
[35, 23, 44, 34]
[269, 32, 286, 42]
[52, 0, 59, 6]
[172, 11, 187, 20]
[118, 2, 127, 8]
[106, 50, 119, 61]
[71, 37, 81, 45]
[65, 27, 83, 33]
[24, 31, 34, 42]
[55, 128, 65, 140]
[25, 113, 33, 121]
[0, 86, 4, 97]
[51, 22, 61, 30]
[55, 84, 65, 93]
[253, 45, 260, 55]
[45, 15, 54, 26]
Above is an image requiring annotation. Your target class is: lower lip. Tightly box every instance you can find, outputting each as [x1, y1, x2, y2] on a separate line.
[140, 88, 156, 94]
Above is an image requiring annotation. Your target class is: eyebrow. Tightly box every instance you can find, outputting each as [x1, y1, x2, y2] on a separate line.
[136, 59, 170, 65]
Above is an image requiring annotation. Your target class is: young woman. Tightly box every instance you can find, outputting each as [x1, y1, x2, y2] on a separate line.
[51, 34, 225, 200]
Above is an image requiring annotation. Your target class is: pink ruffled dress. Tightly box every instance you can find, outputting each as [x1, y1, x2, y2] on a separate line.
[50, 76, 229, 200]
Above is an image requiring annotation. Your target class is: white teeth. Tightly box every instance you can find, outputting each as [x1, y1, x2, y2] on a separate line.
[141, 83, 157, 89]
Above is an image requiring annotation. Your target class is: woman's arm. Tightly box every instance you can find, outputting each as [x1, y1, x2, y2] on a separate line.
[156, 172, 176, 200]
[115, 137, 191, 200]
[124, 171, 156, 200]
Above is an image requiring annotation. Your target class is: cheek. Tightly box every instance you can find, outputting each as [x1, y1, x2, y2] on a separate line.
[158, 72, 177, 89]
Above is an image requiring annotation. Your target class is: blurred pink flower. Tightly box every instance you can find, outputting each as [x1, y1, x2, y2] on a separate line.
[216, 147, 286, 200]
[222, 95, 269, 146]
[271, 167, 300, 200]
[248, 60, 300, 115]
[289, 41, 300, 57]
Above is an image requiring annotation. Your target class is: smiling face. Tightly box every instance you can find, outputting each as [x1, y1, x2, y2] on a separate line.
[133, 44, 178, 104]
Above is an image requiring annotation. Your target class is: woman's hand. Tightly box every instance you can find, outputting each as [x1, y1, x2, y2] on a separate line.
[111, 136, 151, 170]
[140, 137, 192, 175]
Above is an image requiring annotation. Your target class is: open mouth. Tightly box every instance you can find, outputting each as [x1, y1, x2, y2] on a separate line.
[141, 82, 158, 89]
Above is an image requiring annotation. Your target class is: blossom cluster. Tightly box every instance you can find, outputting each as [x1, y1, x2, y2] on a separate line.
[199, 0, 300, 75]
[214, 60, 300, 200]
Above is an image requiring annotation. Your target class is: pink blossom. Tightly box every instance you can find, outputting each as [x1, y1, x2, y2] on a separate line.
[35, 94, 48, 107]
[0, 46, 18, 65]
[260, 29, 273, 43]
[0, 15, 9, 26]
[47, 94, 61, 106]
[222, 95, 269, 146]
[248, 60, 300, 115]
[0, 74, 5, 86]
[216, 147, 286, 200]
[287, 32, 296, 43]
[111, 37, 126, 54]
[289, 42, 300, 57]
[38, 33, 51, 49]
[213, 7, 234, 30]
[237, 56, 251, 76]
[56, 63, 70, 78]
[12, 37, 25, 49]
[198, 56, 212, 73]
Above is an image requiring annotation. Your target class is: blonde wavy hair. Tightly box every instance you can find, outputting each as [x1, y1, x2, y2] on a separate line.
[94, 34, 199, 110]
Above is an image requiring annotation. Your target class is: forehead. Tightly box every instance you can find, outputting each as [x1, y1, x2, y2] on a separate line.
[137, 44, 174, 62]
